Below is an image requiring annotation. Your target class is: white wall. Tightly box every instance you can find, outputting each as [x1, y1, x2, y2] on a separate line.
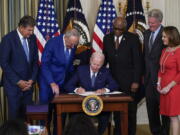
[164, 0, 180, 31]
[80, 0, 100, 36]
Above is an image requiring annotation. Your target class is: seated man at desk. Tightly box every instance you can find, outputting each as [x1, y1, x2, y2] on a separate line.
[65, 51, 119, 135]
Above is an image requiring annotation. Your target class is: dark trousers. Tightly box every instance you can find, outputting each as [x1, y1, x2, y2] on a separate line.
[145, 80, 170, 135]
[39, 82, 67, 135]
[114, 101, 137, 135]
[97, 112, 111, 135]
[6, 88, 33, 120]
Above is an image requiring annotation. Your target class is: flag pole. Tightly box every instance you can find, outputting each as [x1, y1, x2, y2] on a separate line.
[73, 0, 77, 21]
[132, 0, 136, 33]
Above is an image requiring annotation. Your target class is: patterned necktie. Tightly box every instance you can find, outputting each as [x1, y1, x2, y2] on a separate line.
[91, 72, 96, 87]
[149, 32, 154, 52]
[115, 36, 119, 49]
[22, 38, 29, 61]
[65, 48, 70, 61]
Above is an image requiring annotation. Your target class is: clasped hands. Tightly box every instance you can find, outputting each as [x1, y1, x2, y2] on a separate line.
[17, 80, 33, 91]
[131, 82, 139, 92]
[76, 87, 106, 94]
[157, 81, 176, 94]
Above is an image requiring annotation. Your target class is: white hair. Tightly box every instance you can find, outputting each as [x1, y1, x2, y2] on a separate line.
[90, 51, 105, 62]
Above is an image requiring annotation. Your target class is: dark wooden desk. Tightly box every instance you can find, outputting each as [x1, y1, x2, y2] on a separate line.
[52, 94, 133, 135]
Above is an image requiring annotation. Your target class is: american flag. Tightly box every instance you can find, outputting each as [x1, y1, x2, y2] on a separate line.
[126, 0, 147, 43]
[62, 0, 90, 46]
[34, 0, 60, 62]
[92, 0, 117, 52]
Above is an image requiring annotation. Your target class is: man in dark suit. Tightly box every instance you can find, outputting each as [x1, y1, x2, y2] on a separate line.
[38, 29, 80, 135]
[39, 29, 80, 101]
[65, 52, 119, 135]
[144, 9, 170, 135]
[0, 15, 39, 120]
[103, 17, 142, 135]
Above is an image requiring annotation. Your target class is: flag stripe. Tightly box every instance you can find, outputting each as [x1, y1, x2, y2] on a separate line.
[36, 39, 44, 53]
[92, 40, 103, 52]
[92, 32, 103, 50]
[93, 24, 105, 42]
[34, 0, 60, 63]
[92, 0, 117, 52]
[34, 26, 46, 48]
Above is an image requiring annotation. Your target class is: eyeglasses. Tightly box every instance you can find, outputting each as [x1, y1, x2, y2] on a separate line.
[113, 27, 124, 31]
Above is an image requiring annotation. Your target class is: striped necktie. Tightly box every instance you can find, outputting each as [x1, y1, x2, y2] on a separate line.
[91, 72, 96, 87]
[65, 48, 70, 61]
[149, 32, 154, 52]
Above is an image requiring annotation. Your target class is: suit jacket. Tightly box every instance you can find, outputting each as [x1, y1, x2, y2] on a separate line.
[103, 32, 142, 92]
[143, 26, 164, 86]
[65, 65, 119, 93]
[0, 30, 38, 92]
[39, 34, 76, 87]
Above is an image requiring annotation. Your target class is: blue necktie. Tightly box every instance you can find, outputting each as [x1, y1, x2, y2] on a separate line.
[22, 38, 29, 61]
[91, 72, 96, 87]
[65, 48, 70, 61]
[149, 32, 154, 52]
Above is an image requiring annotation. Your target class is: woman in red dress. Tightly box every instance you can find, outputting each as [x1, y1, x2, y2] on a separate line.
[157, 26, 180, 135]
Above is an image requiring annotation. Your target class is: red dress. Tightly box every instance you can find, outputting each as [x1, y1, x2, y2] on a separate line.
[158, 47, 180, 116]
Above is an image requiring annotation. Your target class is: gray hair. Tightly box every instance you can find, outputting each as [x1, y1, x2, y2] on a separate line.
[148, 9, 163, 22]
[64, 29, 80, 38]
[91, 51, 105, 62]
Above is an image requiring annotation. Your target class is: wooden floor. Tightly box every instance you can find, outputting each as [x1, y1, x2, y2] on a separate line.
[104, 124, 174, 135]
[136, 124, 151, 135]
[103, 124, 151, 135]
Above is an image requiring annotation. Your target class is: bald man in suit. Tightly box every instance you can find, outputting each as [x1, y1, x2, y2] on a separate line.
[103, 17, 143, 135]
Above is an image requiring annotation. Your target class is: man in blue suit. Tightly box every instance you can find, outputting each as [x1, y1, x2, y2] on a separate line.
[0, 15, 39, 120]
[65, 52, 119, 135]
[38, 29, 80, 135]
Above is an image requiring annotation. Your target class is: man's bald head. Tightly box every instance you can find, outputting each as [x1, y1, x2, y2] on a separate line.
[113, 17, 127, 36]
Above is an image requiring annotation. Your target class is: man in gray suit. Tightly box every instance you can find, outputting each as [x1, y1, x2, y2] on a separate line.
[144, 9, 170, 135]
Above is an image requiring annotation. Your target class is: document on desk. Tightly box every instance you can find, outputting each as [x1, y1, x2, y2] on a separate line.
[68, 91, 122, 96]
[78, 91, 101, 96]
[104, 91, 122, 95]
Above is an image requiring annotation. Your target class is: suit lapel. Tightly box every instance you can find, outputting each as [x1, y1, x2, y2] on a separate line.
[69, 47, 75, 61]
[94, 68, 104, 88]
[109, 34, 116, 49]
[119, 35, 126, 47]
[146, 31, 151, 53]
[14, 31, 23, 50]
[86, 66, 92, 88]
[150, 27, 163, 53]
[27, 38, 32, 62]
[114, 33, 126, 50]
